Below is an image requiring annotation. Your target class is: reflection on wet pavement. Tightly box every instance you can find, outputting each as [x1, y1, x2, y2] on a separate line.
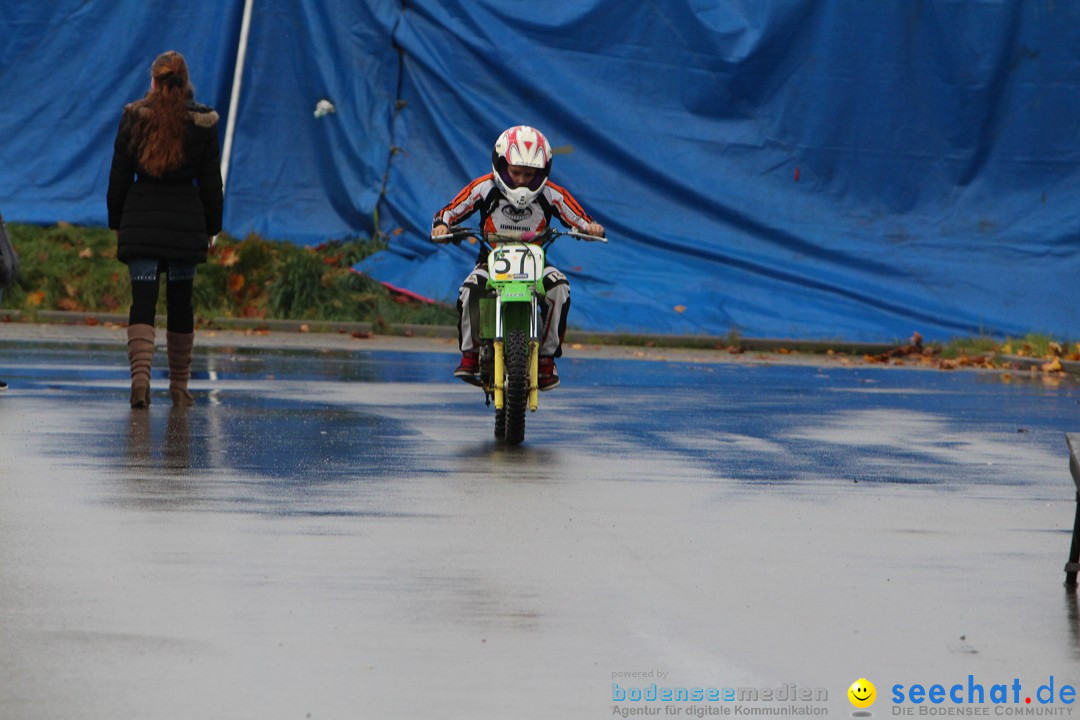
[1, 343, 1078, 719]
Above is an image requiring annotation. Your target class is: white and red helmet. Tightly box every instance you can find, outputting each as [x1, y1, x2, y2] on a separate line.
[491, 125, 552, 208]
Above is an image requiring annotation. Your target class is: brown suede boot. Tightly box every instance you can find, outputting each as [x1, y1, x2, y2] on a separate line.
[167, 331, 195, 407]
[126, 324, 156, 408]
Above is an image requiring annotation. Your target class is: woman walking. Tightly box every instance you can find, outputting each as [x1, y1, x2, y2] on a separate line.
[107, 51, 223, 408]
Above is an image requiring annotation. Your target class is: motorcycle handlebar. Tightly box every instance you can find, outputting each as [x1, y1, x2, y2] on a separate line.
[430, 228, 607, 245]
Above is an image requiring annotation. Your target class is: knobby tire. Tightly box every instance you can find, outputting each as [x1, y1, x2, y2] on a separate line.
[503, 329, 529, 445]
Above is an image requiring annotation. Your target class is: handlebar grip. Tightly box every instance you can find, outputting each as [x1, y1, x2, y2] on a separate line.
[569, 231, 608, 243]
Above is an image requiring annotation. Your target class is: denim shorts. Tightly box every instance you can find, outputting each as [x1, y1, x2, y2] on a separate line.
[128, 258, 197, 283]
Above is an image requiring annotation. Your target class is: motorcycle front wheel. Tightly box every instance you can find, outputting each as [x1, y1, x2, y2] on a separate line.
[502, 328, 529, 445]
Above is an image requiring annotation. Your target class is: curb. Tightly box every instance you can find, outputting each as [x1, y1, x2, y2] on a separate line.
[1000, 354, 1080, 376]
[4, 310, 1077, 377]
[8, 311, 896, 355]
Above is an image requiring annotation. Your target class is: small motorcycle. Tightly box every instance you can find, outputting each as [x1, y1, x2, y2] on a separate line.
[433, 227, 607, 445]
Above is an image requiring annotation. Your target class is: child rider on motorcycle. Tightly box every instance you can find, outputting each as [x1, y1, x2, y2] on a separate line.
[431, 125, 605, 391]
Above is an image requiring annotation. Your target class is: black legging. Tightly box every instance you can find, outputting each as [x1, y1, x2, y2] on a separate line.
[129, 278, 194, 334]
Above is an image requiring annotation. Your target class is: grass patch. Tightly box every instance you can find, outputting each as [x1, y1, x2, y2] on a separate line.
[2, 222, 456, 328]
[0, 223, 1075, 364]
[941, 333, 1078, 361]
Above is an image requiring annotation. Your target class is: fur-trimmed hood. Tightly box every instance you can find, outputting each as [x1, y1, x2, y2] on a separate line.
[123, 99, 219, 128]
[188, 102, 219, 127]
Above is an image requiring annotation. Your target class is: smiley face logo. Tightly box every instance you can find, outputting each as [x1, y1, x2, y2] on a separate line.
[848, 678, 876, 708]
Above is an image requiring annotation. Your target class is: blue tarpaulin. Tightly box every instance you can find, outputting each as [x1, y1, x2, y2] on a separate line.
[2, 1, 1077, 342]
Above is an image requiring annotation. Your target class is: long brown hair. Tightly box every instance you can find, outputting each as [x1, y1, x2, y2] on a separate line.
[129, 51, 193, 176]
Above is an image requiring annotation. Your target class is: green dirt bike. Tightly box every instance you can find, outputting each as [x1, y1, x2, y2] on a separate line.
[432, 227, 607, 445]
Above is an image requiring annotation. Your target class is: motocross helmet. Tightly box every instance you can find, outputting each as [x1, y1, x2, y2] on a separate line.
[491, 125, 552, 209]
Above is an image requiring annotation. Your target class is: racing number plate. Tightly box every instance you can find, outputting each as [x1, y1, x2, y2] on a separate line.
[489, 243, 544, 282]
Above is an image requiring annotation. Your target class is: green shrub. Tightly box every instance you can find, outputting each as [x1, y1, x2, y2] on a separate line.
[2, 223, 456, 328]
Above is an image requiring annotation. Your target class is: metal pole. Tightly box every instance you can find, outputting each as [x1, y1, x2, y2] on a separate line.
[1067, 494, 1080, 589]
[220, 0, 255, 191]
[1065, 435, 1080, 588]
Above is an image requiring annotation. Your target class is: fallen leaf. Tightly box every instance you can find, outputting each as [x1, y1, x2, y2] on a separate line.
[673, 305, 686, 313]
[220, 247, 240, 267]
[78, 247, 94, 258]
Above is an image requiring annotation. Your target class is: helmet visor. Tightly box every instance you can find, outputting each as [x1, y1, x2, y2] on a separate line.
[498, 163, 548, 191]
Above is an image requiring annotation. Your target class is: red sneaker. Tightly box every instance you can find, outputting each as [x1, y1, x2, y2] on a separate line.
[538, 356, 560, 391]
[454, 352, 481, 385]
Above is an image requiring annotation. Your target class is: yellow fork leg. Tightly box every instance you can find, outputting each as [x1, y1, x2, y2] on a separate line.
[528, 341, 539, 410]
[493, 340, 504, 409]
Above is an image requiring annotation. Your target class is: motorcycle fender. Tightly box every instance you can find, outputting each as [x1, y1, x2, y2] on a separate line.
[498, 284, 532, 302]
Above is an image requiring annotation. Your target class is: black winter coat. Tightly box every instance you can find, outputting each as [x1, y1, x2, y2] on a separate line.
[107, 100, 224, 264]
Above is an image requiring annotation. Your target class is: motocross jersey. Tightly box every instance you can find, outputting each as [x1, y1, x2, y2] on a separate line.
[433, 173, 595, 261]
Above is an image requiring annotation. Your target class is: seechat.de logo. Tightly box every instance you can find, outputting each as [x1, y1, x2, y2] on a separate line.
[849, 678, 876, 716]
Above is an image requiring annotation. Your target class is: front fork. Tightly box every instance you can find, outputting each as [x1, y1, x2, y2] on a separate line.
[490, 297, 540, 411]
[493, 339, 504, 408]
[528, 340, 538, 410]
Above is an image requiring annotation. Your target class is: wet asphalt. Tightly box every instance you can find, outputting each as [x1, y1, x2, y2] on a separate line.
[1, 325, 1078, 719]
